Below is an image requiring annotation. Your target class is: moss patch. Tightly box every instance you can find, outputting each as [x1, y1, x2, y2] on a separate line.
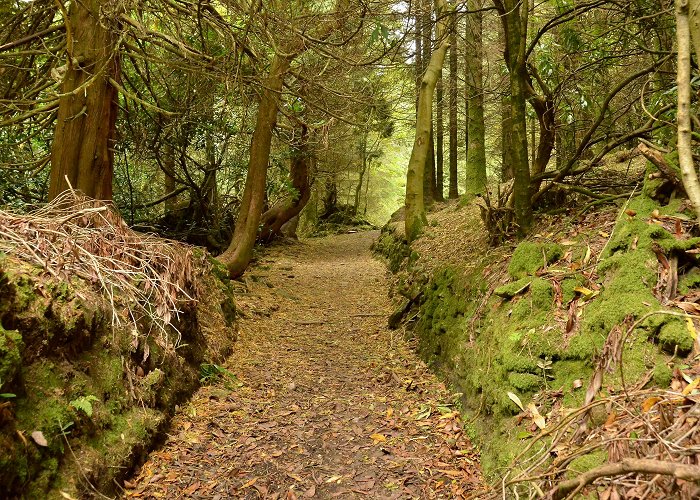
[508, 242, 563, 279]
[383, 194, 696, 479]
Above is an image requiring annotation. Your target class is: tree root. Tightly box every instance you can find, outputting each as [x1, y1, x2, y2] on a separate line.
[550, 458, 700, 499]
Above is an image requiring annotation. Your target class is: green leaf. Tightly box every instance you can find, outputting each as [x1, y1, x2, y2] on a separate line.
[70, 395, 99, 417]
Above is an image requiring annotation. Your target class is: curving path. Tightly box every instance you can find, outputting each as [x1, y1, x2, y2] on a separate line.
[125, 231, 482, 499]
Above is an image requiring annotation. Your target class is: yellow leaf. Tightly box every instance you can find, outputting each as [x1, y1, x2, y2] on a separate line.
[240, 478, 258, 489]
[573, 286, 597, 300]
[641, 397, 662, 413]
[507, 391, 525, 411]
[683, 378, 700, 396]
[583, 245, 592, 265]
[527, 403, 546, 430]
[687, 317, 697, 339]
[370, 433, 387, 443]
[439, 411, 459, 420]
[386, 407, 393, 419]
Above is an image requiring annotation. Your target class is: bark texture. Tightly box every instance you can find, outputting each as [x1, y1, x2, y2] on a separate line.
[448, 10, 459, 199]
[676, 0, 700, 219]
[258, 127, 311, 243]
[496, 0, 533, 234]
[217, 52, 293, 277]
[49, 0, 119, 200]
[405, 0, 450, 242]
[465, 1, 486, 195]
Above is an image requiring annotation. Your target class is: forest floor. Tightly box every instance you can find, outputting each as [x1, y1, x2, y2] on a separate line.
[124, 231, 482, 499]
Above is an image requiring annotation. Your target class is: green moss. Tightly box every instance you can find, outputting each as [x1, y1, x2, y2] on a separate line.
[508, 372, 542, 392]
[494, 278, 532, 299]
[373, 226, 411, 273]
[679, 268, 700, 293]
[0, 325, 22, 388]
[653, 363, 673, 387]
[508, 242, 563, 279]
[568, 450, 608, 477]
[657, 318, 694, 354]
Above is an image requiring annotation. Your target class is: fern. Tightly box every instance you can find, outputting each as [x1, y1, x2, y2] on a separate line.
[70, 395, 99, 417]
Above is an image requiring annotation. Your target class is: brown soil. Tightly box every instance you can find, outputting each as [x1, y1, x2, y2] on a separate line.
[125, 231, 482, 499]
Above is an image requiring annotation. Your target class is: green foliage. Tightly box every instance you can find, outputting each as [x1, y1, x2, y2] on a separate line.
[69, 395, 99, 418]
[199, 363, 241, 388]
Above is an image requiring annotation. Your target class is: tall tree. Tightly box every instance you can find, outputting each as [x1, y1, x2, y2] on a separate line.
[465, 0, 486, 195]
[218, 0, 354, 277]
[448, 10, 459, 199]
[421, 0, 437, 203]
[494, 0, 532, 234]
[405, 0, 450, 241]
[436, 71, 445, 201]
[49, 0, 120, 200]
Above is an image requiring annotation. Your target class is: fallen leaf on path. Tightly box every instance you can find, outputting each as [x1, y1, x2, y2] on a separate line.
[370, 433, 386, 443]
[240, 477, 258, 489]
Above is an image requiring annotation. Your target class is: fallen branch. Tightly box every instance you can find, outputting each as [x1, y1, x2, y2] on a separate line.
[550, 458, 700, 499]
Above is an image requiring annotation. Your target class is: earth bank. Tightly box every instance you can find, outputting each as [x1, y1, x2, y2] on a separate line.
[375, 192, 700, 481]
[0, 238, 236, 497]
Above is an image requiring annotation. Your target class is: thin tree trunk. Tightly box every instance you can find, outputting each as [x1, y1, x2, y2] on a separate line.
[422, 1, 436, 203]
[49, 0, 119, 200]
[405, 0, 450, 242]
[448, 10, 459, 199]
[501, 92, 513, 181]
[465, 0, 486, 195]
[676, 0, 700, 219]
[436, 70, 445, 201]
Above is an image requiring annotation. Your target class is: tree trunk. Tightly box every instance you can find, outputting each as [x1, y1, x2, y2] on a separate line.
[676, 0, 700, 219]
[448, 10, 459, 199]
[217, 51, 293, 277]
[422, 1, 436, 203]
[501, 93, 514, 181]
[405, 0, 450, 242]
[436, 70, 445, 201]
[258, 126, 311, 242]
[49, 0, 119, 200]
[496, 0, 532, 234]
[465, 0, 486, 195]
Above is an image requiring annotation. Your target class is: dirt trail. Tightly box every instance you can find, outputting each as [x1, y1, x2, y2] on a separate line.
[126, 231, 482, 499]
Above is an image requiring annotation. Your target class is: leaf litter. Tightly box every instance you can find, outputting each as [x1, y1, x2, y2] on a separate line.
[125, 231, 482, 498]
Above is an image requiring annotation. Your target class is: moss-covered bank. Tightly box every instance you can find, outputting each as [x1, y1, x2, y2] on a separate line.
[0, 253, 236, 498]
[375, 195, 698, 477]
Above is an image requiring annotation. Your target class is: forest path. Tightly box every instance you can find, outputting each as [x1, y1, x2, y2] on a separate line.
[126, 231, 482, 499]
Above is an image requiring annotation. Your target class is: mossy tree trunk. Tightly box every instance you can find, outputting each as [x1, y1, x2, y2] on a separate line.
[465, 0, 486, 196]
[49, 0, 120, 200]
[495, 0, 533, 234]
[405, 0, 451, 242]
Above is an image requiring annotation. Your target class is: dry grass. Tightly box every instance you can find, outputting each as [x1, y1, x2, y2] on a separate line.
[0, 191, 206, 349]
